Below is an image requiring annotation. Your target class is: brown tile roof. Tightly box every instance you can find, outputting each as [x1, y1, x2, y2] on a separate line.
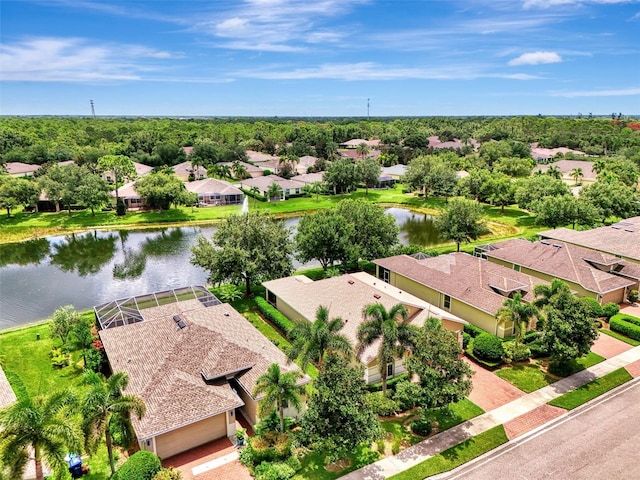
[0, 365, 16, 408]
[533, 159, 595, 179]
[184, 178, 243, 196]
[245, 150, 279, 163]
[99, 301, 308, 440]
[485, 238, 636, 294]
[263, 272, 466, 364]
[5, 162, 40, 175]
[374, 253, 546, 316]
[539, 218, 640, 263]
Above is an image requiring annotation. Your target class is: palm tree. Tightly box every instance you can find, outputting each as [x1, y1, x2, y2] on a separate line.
[304, 181, 323, 202]
[266, 182, 283, 202]
[287, 305, 352, 370]
[82, 371, 146, 476]
[570, 167, 584, 185]
[253, 364, 303, 433]
[219, 164, 232, 180]
[533, 279, 571, 311]
[249, 185, 261, 206]
[356, 142, 370, 159]
[357, 303, 415, 396]
[232, 161, 249, 180]
[0, 385, 80, 480]
[495, 293, 538, 347]
[546, 165, 562, 180]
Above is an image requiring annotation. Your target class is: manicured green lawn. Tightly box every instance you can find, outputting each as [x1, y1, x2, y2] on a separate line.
[548, 368, 633, 410]
[574, 351, 606, 371]
[387, 426, 509, 480]
[380, 416, 423, 448]
[599, 328, 640, 346]
[424, 399, 485, 431]
[495, 363, 557, 393]
[292, 445, 380, 480]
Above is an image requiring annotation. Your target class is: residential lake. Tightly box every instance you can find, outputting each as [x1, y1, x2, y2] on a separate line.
[0, 207, 443, 329]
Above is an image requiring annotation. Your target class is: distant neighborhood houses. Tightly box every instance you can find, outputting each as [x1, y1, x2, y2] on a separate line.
[239, 174, 305, 200]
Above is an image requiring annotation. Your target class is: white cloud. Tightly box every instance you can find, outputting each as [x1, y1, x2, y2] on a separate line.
[233, 62, 540, 81]
[551, 87, 640, 97]
[523, 0, 637, 8]
[508, 51, 562, 65]
[0, 37, 177, 82]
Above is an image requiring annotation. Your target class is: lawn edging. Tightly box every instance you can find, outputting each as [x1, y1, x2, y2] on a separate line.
[548, 368, 633, 410]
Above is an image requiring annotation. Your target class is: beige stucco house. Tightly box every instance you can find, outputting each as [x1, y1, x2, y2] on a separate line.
[263, 272, 466, 384]
[184, 177, 244, 206]
[374, 252, 548, 337]
[239, 174, 305, 200]
[477, 238, 639, 304]
[98, 288, 309, 459]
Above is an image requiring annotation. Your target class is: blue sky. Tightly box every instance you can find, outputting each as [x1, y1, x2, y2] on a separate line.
[1, 0, 639, 116]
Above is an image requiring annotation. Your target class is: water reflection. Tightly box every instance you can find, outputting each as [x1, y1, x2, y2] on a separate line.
[0, 238, 51, 267]
[385, 208, 443, 247]
[50, 232, 118, 276]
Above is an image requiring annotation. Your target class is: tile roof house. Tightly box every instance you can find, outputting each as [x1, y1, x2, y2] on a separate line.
[533, 159, 596, 182]
[538, 218, 640, 264]
[219, 160, 264, 178]
[263, 272, 466, 384]
[172, 161, 207, 181]
[296, 155, 318, 174]
[99, 292, 309, 460]
[290, 172, 325, 185]
[184, 178, 244, 206]
[4, 162, 40, 177]
[339, 139, 382, 149]
[239, 174, 305, 200]
[246, 150, 280, 163]
[374, 252, 549, 337]
[530, 143, 587, 162]
[478, 238, 638, 305]
[381, 164, 407, 180]
[101, 161, 153, 183]
[110, 181, 145, 209]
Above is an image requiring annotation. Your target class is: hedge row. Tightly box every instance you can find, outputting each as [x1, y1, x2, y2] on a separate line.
[463, 324, 486, 338]
[254, 297, 295, 336]
[112, 451, 161, 480]
[366, 373, 409, 393]
[610, 317, 640, 341]
[616, 315, 640, 327]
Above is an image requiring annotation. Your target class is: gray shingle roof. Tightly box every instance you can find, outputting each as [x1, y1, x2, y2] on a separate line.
[99, 301, 308, 439]
[374, 252, 546, 315]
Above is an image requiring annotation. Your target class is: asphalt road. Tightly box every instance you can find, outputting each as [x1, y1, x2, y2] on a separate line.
[444, 378, 640, 480]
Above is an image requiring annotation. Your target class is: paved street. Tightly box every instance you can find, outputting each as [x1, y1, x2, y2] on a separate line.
[446, 378, 640, 480]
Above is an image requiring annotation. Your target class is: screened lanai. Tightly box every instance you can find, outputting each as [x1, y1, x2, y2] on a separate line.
[94, 285, 221, 330]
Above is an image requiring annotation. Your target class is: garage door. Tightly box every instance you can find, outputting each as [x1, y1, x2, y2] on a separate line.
[156, 413, 227, 459]
[601, 289, 624, 305]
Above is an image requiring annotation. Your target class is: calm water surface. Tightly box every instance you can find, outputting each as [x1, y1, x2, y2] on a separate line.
[0, 208, 443, 328]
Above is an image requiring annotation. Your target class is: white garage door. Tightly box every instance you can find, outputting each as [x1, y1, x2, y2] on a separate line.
[156, 413, 227, 459]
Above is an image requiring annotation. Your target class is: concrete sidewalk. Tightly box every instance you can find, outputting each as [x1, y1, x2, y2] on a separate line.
[342, 345, 640, 480]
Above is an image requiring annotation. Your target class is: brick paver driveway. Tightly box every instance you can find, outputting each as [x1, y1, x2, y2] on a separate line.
[591, 332, 633, 359]
[463, 357, 526, 411]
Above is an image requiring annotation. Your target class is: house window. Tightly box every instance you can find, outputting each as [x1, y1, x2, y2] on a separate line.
[267, 290, 277, 306]
[378, 267, 390, 283]
[444, 295, 451, 310]
[513, 265, 521, 272]
[387, 363, 394, 377]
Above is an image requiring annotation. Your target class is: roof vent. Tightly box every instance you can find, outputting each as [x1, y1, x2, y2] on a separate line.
[173, 315, 182, 323]
[540, 240, 551, 245]
[612, 225, 621, 229]
[373, 294, 382, 299]
[224, 312, 230, 317]
[552, 244, 562, 248]
[348, 280, 355, 285]
[177, 319, 187, 329]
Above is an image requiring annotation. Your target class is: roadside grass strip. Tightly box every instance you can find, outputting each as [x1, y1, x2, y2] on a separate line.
[387, 426, 508, 480]
[599, 328, 640, 346]
[548, 368, 633, 410]
[495, 364, 556, 393]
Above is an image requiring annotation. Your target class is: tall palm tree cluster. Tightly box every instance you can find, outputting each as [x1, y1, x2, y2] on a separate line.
[0, 371, 145, 480]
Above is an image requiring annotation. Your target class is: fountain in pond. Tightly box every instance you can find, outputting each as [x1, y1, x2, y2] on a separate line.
[241, 195, 249, 214]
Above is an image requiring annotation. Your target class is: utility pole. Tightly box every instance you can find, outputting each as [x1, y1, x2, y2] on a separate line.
[90, 100, 95, 118]
[367, 98, 370, 121]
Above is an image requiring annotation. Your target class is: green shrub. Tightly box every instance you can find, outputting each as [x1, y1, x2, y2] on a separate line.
[152, 467, 183, 480]
[523, 331, 541, 344]
[582, 297, 603, 318]
[367, 391, 399, 416]
[410, 417, 433, 436]
[113, 451, 161, 480]
[393, 381, 423, 411]
[116, 198, 127, 216]
[472, 333, 504, 361]
[620, 315, 640, 327]
[502, 342, 531, 362]
[254, 297, 295, 336]
[285, 455, 301, 472]
[49, 347, 69, 368]
[528, 340, 549, 358]
[628, 289, 639, 304]
[610, 317, 640, 341]
[602, 302, 620, 320]
[462, 332, 471, 350]
[392, 438, 401, 455]
[463, 324, 486, 338]
[254, 461, 296, 480]
[365, 373, 408, 393]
